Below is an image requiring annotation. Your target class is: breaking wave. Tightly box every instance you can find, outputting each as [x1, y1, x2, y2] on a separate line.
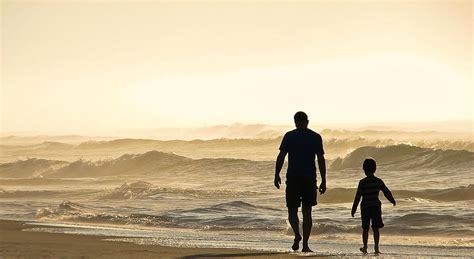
[40, 151, 272, 178]
[3, 145, 472, 178]
[330, 144, 474, 170]
[0, 158, 68, 178]
[35, 200, 284, 231]
[35, 201, 171, 226]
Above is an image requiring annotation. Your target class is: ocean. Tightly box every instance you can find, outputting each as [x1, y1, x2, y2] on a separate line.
[0, 144, 473, 257]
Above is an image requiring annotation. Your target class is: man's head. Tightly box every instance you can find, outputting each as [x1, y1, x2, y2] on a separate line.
[294, 111, 309, 129]
[363, 158, 377, 176]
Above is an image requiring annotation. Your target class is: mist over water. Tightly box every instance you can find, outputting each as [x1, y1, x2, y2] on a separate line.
[1, 129, 473, 253]
[2, 0, 473, 256]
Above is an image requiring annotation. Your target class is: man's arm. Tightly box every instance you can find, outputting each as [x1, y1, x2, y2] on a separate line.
[274, 150, 287, 189]
[317, 153, 326, 194]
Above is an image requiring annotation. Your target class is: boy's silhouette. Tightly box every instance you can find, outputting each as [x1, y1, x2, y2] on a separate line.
[351, 158, 396, 254]
[274, 111, 326, 252]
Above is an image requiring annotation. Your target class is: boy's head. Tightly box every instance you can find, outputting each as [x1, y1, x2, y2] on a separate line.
[363, 158, 377, 176]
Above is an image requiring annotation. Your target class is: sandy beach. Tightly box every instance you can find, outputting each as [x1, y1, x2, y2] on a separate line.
[2, 0, 473, 258]
[0, 220, 300, 259]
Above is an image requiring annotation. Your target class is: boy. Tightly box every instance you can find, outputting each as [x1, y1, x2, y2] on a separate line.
[351, 158, 396, 254]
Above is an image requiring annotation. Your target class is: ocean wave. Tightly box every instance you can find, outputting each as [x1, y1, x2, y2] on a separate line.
[35, 200, 284, 231]
[3, 145, 472, 179]
[319, 185, 474, 203]
[36, 200, 474, 237]
[3, 181, 471, 203]
[160, 201, 285, 231]
[389, 213, 474, 226]
[0, 178, 82, 186]
[284, 218, 474, 237]
[48, 151, 193, 178]
[98, 181, 154, 199]
[0, 158, 68, 178]
[400, 197, 436, 203]
[384, 213, 474, 236]
[330, 144, 474, 171]
[35, 201, 171, 226]
[0, 189, 63, 198]
[38, 150, 273, 178]
[285, 213, 474, 236]
[97, 181, 261, 200]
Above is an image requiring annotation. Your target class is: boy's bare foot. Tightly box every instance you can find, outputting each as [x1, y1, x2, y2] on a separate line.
[291, 235, 302, 251]
[360, 247, 368, 254]
[302, 246, 313, 253]
[374, 248, 381, 254]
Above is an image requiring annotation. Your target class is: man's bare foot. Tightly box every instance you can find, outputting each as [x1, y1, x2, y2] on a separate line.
[291, 235, 302, 251]
[360, 247, 368, 254]
[374, 248, 381, 254]
[302, 246, 313, 253]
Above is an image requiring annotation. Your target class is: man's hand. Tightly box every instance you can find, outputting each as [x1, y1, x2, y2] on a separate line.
[274, 150, 286, 190]
[392, 200, 396, 206]
[319, 181, 326, 194]
[274, 175, 281, 189]
[351, 210, 356, 218]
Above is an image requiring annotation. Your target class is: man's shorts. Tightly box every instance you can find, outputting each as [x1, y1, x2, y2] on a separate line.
[361, 206, 384, 230]
[285, 176, 317, 208]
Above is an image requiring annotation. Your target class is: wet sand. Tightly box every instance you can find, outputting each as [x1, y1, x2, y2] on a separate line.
[0, 220, 309, 258]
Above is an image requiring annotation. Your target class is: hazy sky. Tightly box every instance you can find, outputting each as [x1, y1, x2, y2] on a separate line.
[1, 0, 472, 134]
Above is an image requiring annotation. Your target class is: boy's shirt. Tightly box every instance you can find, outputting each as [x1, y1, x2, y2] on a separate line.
[356, 176, 394, 209]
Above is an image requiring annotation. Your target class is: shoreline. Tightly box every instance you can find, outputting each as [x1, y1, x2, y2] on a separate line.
[1, 219, 473, 258]
[0, 219, 299, 258]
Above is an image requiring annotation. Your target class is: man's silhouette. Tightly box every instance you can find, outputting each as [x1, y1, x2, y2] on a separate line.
[275, 111, 326, 252]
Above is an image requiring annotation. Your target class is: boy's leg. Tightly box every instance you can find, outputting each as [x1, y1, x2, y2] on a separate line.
[372, 206, 383, 253]
[288, 207, 301, 251]
[360, 229, 368, 254]
[373, 227, 380, 253]
[302, 205, 313, 252]
[360, 208, 369, 253]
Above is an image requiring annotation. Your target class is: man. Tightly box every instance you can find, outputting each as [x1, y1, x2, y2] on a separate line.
[274, 111, 326, 252]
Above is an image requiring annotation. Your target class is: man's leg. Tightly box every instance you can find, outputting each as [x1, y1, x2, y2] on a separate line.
[301, 205, 313, 252]
[373, 227, 380, 253]
[288, 207, 301, 251]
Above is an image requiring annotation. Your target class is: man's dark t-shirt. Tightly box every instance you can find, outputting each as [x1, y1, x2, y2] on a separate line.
[279, 128, 324, 179]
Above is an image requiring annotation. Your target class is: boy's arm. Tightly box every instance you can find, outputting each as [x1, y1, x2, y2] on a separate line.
[382, 182, 396, 206]
[351, 183, 362, 217]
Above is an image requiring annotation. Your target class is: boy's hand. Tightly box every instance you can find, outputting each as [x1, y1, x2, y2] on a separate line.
[351, 210, 355, 217]
[274, 175, 281, 189]
[392, 201, 396, 206]
[319, 181, 326, 194]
